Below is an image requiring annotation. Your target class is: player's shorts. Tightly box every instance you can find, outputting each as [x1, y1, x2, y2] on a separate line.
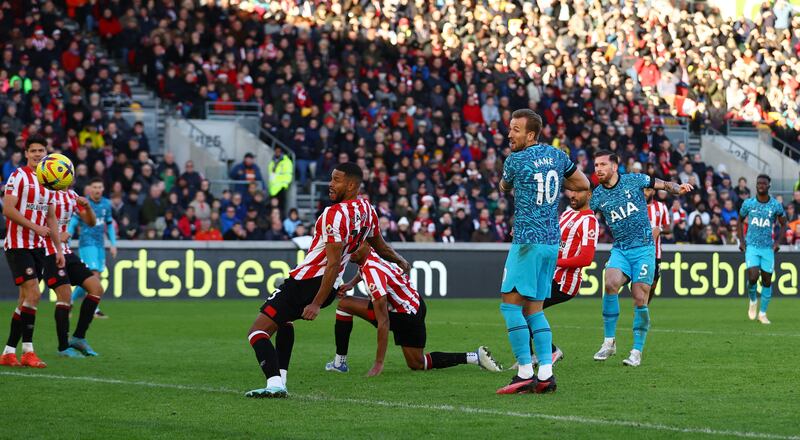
[368, 300, 427, 348]
[77, 246, 105, 272]
[745, 246, 774, 273]
[607, 245, 656, 285]
[43, 253, 95, 289]
[543, 281, 575, 309]
[5, 248, 45, 285]
[259, 276, 337, 325]
[501, 243, 558, 301]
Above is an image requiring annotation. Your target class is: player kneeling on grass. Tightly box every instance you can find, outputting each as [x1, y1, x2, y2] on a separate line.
[244, 163, 410, 398]
[325, 243, 502, 376]
[45, 188, 106, 358]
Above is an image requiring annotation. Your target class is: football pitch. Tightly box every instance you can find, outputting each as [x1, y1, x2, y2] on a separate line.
[2, 298, 799, 439]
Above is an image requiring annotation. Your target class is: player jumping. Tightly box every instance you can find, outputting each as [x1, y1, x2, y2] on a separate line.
[0, 136, 63, 368]
[590, 151, 692, 367]
[645, 188, 670, 304]
[496, 109, 589, 394]
[45, 186, 106, 357]
[325, 243, 502, 375]
[244, 163, 410, 398]
[69, 177, 117, 319]
[737, 175, 787, 324]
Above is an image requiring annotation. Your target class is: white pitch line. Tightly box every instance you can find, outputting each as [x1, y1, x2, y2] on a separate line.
[437, 322, 800, 338]
[1, 371, 798, 440]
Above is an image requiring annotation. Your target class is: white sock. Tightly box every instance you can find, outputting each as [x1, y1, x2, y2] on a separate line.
[280, 369, 288, 386]
[266, 375, 283, 389]
[22, 342, 34, 353]
[3, 345, 15, 355]
[334, 354, 347, 367]
[517, 363, 534, 379]
[537, 364, 553, 380]
[604, 337, 615, 345]
[466, 352, 478, 365]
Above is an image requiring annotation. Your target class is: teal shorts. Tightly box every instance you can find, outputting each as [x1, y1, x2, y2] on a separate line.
[77, 246, 105, 272]
[607, 246, 656, 285]
[745, 246, 774, 273]
[501, 244, 558, 301]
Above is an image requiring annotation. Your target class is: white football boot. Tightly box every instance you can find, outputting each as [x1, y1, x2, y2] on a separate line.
[622, 349, 642, 367]
[593, 339, 616, 361]
[748, 301, 758, 320]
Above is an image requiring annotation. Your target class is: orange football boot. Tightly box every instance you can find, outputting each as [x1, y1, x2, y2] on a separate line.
[0, 352, 21, 367]
[20, 352, 47, 368]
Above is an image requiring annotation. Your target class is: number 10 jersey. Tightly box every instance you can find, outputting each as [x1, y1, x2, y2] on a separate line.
[501, 144, 576, 245]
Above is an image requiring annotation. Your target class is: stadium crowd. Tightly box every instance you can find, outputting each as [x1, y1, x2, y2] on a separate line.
[1, 0, 800, 245]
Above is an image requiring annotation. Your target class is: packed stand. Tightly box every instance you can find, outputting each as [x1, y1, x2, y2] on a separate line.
[0, 1, 306, 242]
[111, 0, 800, 244]
[3, 0, 800, 245]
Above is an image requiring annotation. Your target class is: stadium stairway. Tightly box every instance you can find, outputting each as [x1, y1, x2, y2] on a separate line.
[701, 132, 800, 193]
[688, 132, 701, 155]
[87, 33, 167, 157]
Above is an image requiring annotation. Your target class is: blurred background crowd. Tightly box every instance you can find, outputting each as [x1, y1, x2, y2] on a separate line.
[2, 0, 800, 245]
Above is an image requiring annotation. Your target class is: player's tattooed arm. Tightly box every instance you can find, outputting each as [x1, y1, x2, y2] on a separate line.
[653, 178, 693, 195]
[367, 234, 411, 274]
[368, 295, 390, 377]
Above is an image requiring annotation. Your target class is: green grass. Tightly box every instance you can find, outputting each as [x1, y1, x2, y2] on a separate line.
[1, 298, 799, 439]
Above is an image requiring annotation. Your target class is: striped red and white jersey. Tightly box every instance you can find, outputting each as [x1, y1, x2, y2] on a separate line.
[44, 189, 82, 256]
[289, 198, 379, 280]
[647, 200, 670, 259]
[3, 166, 54, 250]
[360, 250, 420, 314]
[554, 208, 599, 297]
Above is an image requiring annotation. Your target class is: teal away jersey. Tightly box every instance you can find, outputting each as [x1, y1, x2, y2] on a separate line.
[502, 144, 576, 245]
[590, 173, 654, 250]
[739, 197, 785, 248]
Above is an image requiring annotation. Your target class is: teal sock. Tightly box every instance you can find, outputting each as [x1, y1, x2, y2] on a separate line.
[747, 282, 758, 302]
[72, 286, 87, 303]
[632, 306, 650, 351]
[525, 311, 552, 366]
[760, 286, 772, 314]
[500, 303, 532, 366]
[602, 294, 620, 338]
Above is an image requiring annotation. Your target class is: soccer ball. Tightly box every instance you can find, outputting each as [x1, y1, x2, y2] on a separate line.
[36, 153, 75, 191]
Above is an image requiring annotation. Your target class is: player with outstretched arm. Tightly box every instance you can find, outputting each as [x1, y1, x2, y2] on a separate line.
[590, 151, 692, 367]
